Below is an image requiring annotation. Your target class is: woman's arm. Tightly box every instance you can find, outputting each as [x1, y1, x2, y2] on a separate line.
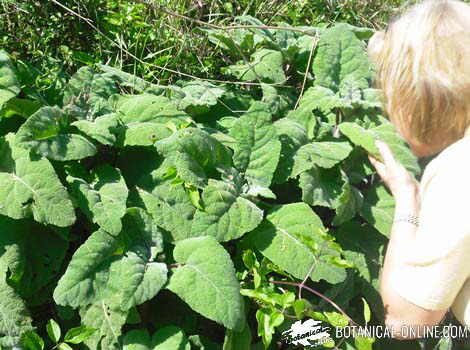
[369, 141, 448, 339]
[379, 193, 447, 339]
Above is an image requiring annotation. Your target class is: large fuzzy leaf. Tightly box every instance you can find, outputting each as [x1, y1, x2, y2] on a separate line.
[0, 280, 33, 348]
[167, 236, 245, 331]
[230, 102, 281, 195]
[370, 119, 421, 175]
[53, 208, 166, 310]
[338, 122, 382, 160]
[331, 171, 364, 226]
[335, 221, 387, 318]
[151, 326, 191, 350]
[72, 113, 119, 146]
[299, 166, 344, 208]
[360, 183, 395, 237]
[0, 218, 38, 346]
[0, 50, 20, 109]
[137, 160, 196, 241]
[246, 203, 347, 284]
[190, 179, 263, 241]
[155, 128, 232, 188]
[116, 94, 191, 146]
[292, 140, 353, 177]
[16, 106, 97, 161]
[223, 49, 286, 84]
[117, 94, 189, 124]
[339, 119, 420, 175]
[313, 24, 372, 94]
[0, 133, 75, 227]
[176, 81, 226, 111]
[286, 86, 348, 139]
[66, 164, 129, 235]
[79, 300, 128, 350]
[63, 66, 118, 119]
[0, 216, 69, 302]
[272, 118, 309, 184]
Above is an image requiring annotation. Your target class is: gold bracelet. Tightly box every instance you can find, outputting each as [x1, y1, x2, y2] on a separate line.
[393, 214, 419, 226]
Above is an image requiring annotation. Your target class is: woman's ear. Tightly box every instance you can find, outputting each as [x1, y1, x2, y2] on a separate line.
[368, 30, 385, 63]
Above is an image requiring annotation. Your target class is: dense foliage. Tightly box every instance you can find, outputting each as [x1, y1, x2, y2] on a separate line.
[0, 0, 405, 83]
[0, 17, 439, 350]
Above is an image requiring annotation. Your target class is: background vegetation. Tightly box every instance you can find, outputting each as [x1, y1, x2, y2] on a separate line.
[0, 1, 456, 350]
[1, 0, 406, 85]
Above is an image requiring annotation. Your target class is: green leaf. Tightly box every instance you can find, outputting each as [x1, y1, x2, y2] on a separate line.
[292, 141, 353, 176]
[223, 49, 286, 84]
[72, 113, 119, 146]
[313, 24, 372, 94]
[64, 325, 97, 344]
[190, 179, 263, 242]
[246, 203, 347, 284]
[335, 220, 387, 318]
[79, 300, 128, 350]
[63, 66, 118, 118]
[2, 97, 41, 118]
[338, 122, 382, 161]
[261, 84, 295, 117]
[176, 81, 226, 111]
[16, 106, 97, 161]
[354, 335, 375, 350]
[98, 64, 162, 93]
[255, 308, 284, 348]
[167, 236, 245, 331]
[46, 319, 61, 344]
[136, 160, 197, 241]
[437, 336, 453, 350]
[156, 128, 232, 188]
[340, 117, 420, 176]
[299, 166, 343, 208]
[273, 118, 308, 184]
[116, 94, 191, 146]
[0, 50, 20, 109]
[151, 326, 191, 350]
[362, 297, 371, 324]
[66, 164, 129, 235]
[20, 331, 44, 350]
[223, 322, 252, 350]
[188, 335, 221, 350]
[332, 176, 364, 226]
[123, 329, 151, 350]
[0, 278, 33, 346]
[117, 94, 189, 124]
[0, 133, 76, 227]
[54, 209, 166, 310]
[370, 118, 421, 175]
[0, 216, 69, 302]
[57, 343, 73, 350]
[361, 183, 395, 237]
[286, 86, 346, 139]
[230, 102, 281, 194]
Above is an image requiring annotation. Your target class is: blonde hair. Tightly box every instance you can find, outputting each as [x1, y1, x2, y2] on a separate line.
[368, 0, 470, 150]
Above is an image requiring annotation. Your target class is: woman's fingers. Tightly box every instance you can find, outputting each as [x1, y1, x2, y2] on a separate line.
[368, 155, 386, 180]
[375, 140, 396, 166]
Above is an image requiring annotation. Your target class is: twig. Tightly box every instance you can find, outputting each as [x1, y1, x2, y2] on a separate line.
[294, 32, 319, 110]
[269, 280, 359, 327]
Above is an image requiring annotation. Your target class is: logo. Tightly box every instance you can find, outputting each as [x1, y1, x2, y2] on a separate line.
[282, 319, 332, 347]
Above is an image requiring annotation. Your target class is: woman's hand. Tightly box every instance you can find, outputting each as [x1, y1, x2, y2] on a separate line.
[368, 140, 420, 202]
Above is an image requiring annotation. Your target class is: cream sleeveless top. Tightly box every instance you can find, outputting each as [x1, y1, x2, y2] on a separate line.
[389, 128, 470, 327]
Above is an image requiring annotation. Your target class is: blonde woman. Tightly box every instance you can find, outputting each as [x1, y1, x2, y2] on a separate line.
[366, 0, 470, 345]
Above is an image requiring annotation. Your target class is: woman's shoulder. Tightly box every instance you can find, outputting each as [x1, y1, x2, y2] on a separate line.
[419, 136, 470, 197]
